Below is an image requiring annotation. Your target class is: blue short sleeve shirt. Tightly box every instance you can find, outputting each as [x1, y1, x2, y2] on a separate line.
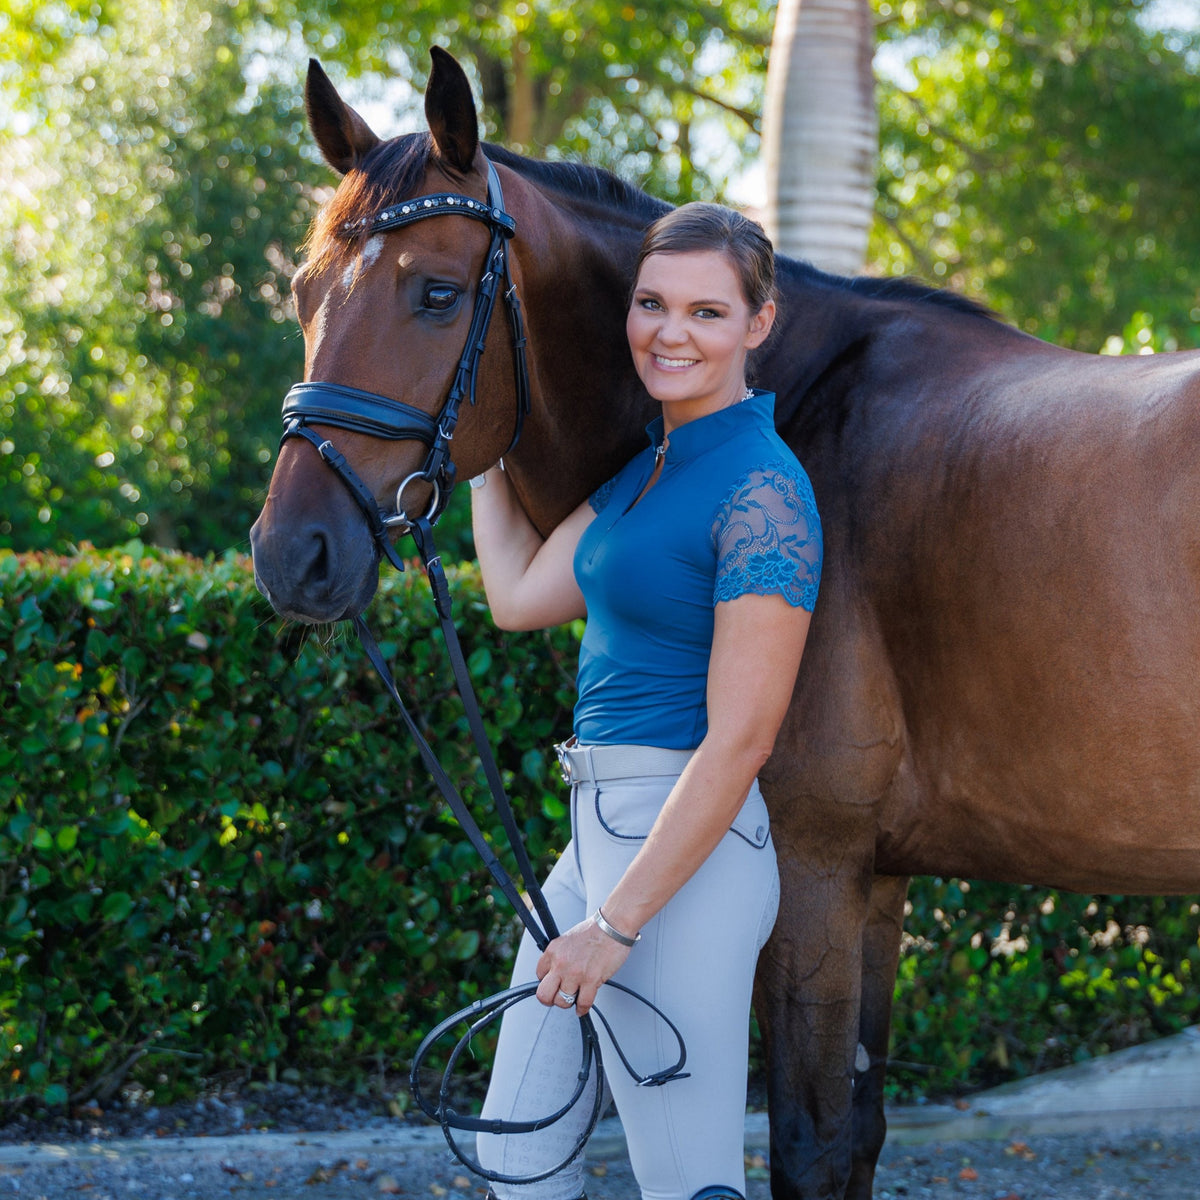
[572, 390, 822, 749]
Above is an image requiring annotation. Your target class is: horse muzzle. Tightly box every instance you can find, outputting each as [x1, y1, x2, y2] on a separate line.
[249, 499, 382, 624]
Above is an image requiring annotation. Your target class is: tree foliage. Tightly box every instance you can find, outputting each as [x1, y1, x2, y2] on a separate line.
[271, 0, 772, 202]
[871, 0, 1200, 351]
[5, 0, 1200, 551]
[1, 0, 318, 555]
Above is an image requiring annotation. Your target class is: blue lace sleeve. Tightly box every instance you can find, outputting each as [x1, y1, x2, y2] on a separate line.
[712, 463, 823, 611]
[589, 475, 617, 514]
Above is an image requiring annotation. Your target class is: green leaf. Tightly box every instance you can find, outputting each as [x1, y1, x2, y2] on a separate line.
[8, 812, 33, 842]
[467, 647, 493, 678]
[449, 929, 481, 960]
[100, 892, 134, 923]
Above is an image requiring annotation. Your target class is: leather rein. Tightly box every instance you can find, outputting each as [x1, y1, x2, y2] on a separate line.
[277, 160, 686, 1184]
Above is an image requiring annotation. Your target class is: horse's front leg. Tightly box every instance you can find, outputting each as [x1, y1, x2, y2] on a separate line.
[848, 874, 909, 1200]
[755, 842, 875, 1200]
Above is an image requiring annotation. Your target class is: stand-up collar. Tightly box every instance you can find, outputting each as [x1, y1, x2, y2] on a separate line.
[644, 390, 776, 463]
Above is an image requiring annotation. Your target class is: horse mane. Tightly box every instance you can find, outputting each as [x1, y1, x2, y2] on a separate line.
[483, 144, 670, 228]
[303, 134, 990, 321]
[844, 271, 997, 318]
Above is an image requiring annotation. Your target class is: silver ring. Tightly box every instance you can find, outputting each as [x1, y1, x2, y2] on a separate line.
[383, 472, 441, 530]
[557, 990, 576, 1007]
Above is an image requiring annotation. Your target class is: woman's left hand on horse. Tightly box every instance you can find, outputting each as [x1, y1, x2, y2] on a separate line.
[535, 917, 631, 1017]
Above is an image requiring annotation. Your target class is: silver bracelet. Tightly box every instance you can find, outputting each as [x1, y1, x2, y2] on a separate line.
[593, 907, 641, 947]
[469, 459, 505, 490]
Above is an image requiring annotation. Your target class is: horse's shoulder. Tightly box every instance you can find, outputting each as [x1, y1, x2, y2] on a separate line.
[766, 580, 907, 822]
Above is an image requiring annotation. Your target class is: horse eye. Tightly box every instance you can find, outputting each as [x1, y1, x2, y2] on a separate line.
[423, 284, 460, 312]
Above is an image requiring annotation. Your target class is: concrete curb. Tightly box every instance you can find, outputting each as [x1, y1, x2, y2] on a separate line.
[889, 1023, 1200, 1144]
[2, 1027, 1197, 1168]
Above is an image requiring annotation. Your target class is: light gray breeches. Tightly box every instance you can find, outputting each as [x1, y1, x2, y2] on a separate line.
[477, 745, 780, 1200]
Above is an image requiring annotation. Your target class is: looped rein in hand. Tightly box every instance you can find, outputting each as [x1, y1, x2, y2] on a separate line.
[277, 159, 687, 1184]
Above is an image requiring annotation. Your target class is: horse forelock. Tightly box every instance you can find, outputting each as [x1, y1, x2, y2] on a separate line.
[302, 132, 436, 275]
[301, 136, 667, 278]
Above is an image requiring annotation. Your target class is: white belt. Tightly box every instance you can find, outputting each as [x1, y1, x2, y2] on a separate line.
[554, 738, 694, 785]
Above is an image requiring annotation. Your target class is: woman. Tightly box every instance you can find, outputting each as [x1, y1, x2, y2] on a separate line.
[471, 203, 822, 1200]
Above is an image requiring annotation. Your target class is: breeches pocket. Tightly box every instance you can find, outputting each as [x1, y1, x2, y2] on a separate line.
[592, 777, 771, 849]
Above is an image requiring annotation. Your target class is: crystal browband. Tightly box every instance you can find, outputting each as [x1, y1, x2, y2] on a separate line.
[342, 192, 516, 238]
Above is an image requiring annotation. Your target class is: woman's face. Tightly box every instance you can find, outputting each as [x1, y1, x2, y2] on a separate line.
[626, 249, 774, 429]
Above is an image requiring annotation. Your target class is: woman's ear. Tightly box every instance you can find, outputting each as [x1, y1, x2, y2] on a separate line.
[745, 298, 777, 349]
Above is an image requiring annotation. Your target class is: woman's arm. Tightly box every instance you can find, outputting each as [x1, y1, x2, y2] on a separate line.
[534, 589, 813, 1014]
[470, 466, 593, 630]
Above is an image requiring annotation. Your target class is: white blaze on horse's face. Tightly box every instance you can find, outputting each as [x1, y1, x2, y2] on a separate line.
[340, 234, 385, 291]
[310, 295, 330, 373]
[302, 235, 387, 377]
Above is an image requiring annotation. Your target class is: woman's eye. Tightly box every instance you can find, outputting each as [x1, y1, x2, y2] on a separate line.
[423, 285, 460, 311]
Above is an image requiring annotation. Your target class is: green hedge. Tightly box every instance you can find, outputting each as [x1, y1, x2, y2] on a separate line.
[1, 546, 1196, 1112]
[891, 879, 1199, 1096]
[0, 544, 578, 1110]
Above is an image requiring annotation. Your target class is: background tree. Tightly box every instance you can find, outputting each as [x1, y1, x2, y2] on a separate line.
[1, 0, 316, 553]
[872, 0, 1200, 351]
[4, 0, 1200, 555]
[271, 0, 773, 202]
[762, 0, 877, 273]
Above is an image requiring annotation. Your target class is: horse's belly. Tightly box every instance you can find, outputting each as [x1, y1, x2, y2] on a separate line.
[874, 744, 1200, 894]
[877, 824, 1200, 894]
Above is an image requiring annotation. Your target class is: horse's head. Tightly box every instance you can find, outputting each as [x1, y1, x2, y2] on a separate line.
[250, 48, 529, 623]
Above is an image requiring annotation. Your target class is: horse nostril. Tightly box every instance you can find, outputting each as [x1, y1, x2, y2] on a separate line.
[300, 527, 332, 587]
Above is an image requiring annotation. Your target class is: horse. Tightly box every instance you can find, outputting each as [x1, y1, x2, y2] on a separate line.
[249, 46, 1200, 1200]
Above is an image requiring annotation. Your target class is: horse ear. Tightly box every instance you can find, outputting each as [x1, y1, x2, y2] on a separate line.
[425, 46, 481, 174]
[305, 58, 382, 175]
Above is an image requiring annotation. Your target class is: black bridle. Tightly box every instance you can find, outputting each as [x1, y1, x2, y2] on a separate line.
[276, 158, 687, 1184]
[280, 160, 531, 572]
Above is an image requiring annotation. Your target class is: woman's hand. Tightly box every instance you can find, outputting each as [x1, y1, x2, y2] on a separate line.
[534, 916, 631, 1017]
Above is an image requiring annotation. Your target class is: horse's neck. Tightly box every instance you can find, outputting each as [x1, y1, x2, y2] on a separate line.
[507, 186, 654, 532]
[760, 261, 869, 426]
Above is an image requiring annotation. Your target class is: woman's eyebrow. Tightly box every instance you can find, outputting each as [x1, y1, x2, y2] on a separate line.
[633, 288, 732, 307]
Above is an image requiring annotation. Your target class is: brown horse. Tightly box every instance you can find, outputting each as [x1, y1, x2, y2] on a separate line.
[250, 47, 1200, 1200]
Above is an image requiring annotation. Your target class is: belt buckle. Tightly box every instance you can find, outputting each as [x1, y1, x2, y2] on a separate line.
[554, 741, 573, 785]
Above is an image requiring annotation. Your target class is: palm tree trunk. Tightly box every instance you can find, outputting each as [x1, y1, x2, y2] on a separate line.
[508, 39, 537, 149]
[762, 0, 877, 275]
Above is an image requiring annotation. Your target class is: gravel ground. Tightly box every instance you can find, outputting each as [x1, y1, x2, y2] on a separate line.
[0, 1086, 1196, 1199]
